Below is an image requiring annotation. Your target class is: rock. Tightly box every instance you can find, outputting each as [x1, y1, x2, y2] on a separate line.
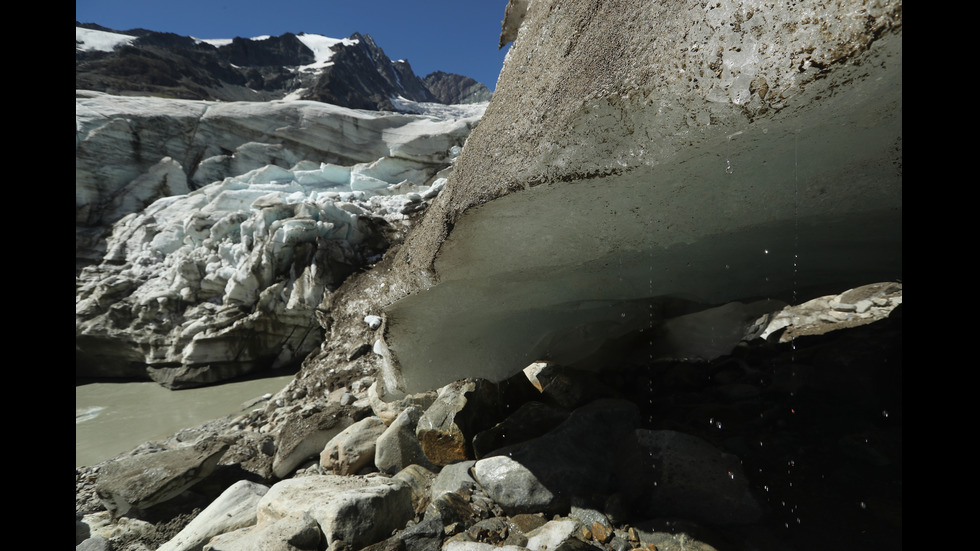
[472, 400, 569, 459]
[75, 536, 111, 551]
[158, 479, 269, 551]
[94, 438, 230, 517]
[472, 455, 555, 516]
[392, 464, 438, 514]
[524, 519, 594, 551]
[203, 511, 321, 551]
[357, 0, 902, 398]
[257, 474, 415, 549]
[758, 282, 902, 342]
[627, 519, 726, 551]
[430, 460, 478, 501]
[416, 377, 540, 466]
[375, 406, 439, 475]
[620, 429, 764, 525]
[272, 405, 362, 479]
[320, 416, 387, 475]
[475, 399, 640, 515]
[368, 382, 438, 426]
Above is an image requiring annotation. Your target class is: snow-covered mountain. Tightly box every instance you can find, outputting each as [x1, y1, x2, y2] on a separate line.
[75, 24, 492, 111]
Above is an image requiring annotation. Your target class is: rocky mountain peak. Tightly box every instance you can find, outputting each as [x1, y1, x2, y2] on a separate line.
[75, 25, 490, 111]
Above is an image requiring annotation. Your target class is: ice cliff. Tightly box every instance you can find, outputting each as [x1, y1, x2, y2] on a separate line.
[76, 93, 485, 388]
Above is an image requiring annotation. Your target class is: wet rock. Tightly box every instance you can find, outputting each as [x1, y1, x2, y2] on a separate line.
[472, 455, 555, 516]
[94, 438, 230, 517]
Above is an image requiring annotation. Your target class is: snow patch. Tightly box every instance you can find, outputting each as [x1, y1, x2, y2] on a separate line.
[75, 27, 136, 52]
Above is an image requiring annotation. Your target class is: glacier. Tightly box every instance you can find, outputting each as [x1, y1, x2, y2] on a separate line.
[76, 92, 486, 388]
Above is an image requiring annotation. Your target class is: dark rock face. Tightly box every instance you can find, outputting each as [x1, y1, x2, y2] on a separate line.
[76, 24, 485, 111]
[423, 71, 493, 104]
[302, 33, 438, 110]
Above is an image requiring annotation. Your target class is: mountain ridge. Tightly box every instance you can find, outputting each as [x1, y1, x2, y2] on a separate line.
[75, 24, 492, 111]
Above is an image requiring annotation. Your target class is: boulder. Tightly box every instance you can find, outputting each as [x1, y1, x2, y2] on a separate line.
[203, 511, 321, 551]
[375, 406, 439, 475]
[319, 416, 387, 475]
[619, 429, 764, 525]
[474, 399, 640, 515]
[416, 376, 541, 466]
[94, 438, 229, 517]
[341, 0, 903, 397]
[256, 474, 415, 549]
[272, 405, 363, 479]
[158, 479, 269, 551]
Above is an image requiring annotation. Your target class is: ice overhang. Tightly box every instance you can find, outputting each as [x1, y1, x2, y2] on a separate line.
[375, 26, 902, 397]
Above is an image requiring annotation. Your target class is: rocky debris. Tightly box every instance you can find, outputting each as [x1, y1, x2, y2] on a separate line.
[204, 510, 322, 551]
[76, 282, 901, 551]
[758, 282, 903, 342]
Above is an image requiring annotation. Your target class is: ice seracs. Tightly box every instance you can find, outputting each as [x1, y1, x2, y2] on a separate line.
[76, 93, 483, 388]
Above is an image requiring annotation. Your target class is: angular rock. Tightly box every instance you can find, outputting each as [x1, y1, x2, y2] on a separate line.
[475, 399, 640, 515]
[391, 464, 438, 515]
[416, 377, 540, 466]
[472, 455, 555, 516]
[203, 510, 321, 551]
[430, 460, 478, 501]
[375, 406, 439, 475]
[272, 405, 363, 479]
[525, 519, 593, 551]
[94, 438, 229, 517]
[158, 479, 269, 551]
[620, 429, 764, 525]
[320, 416, 387, 475]
[368, 381, 438, 426]
[257, 474, 415, 549]
[472, 400, 569, 458]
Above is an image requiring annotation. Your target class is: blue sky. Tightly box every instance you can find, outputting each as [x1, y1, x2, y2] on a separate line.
[75, 0, 512, 90]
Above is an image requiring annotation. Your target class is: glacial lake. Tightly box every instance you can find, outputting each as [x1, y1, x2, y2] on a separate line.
[75, 372, 296, 468]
